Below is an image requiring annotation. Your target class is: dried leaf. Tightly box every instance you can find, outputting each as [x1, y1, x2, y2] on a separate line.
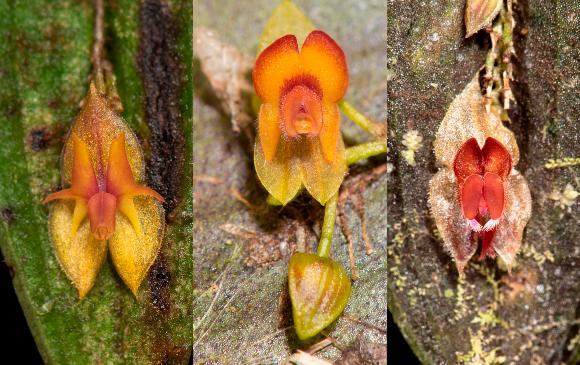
[465, 0, 502, 37]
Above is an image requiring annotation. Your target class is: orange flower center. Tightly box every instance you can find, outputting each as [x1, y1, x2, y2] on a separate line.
[280, 83, 323, 138]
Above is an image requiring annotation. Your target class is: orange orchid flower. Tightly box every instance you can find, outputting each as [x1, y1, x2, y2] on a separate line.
[44, 83, 165, 298]
[44, 132, 163, 240]
[253, 30, 348, 205]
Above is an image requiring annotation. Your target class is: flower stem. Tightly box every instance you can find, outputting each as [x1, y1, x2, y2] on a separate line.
[346, 140, 387, 166]
[338, 100, 385, 137]
[316, 193, 338, 258]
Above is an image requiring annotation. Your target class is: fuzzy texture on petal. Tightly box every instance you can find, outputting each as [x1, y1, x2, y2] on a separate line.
[300, 30, 348, 103]
[288, 253, 351, 340]
[300, 136, 347, 205]
[429, 170, 477, 274]
[254, 138, 303, 205]
[49, 200, 108, 299]
[109, 197, 165, 296]
[253, 35, 299, 103]
[493, 171, 532, 270]
[434, 75, 519, 169]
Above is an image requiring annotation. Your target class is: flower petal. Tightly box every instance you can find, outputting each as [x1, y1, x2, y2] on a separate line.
[483, 172, 505, 220]
[460, 174, 483, 220]
[254, 137, 302, 205]
[253, 34, 299, 103]
[106, 133, 164, 202]
[62, 83, 145, 185]
[300, 30, 348, 103]
[301, 135, 346, 205]
[258, 102, 281, 161]
[493, 171, 532, 269]
[109, 197, 164, 296]
[319, 103, 341, 163]
[49, 200, 107, 299]
[428, 170, 478, 274]
[87, 191, 117, 241]
[453, 138, 483, 185]
[482, 137, 512, 179]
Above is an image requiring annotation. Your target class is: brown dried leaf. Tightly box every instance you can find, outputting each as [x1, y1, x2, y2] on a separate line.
[193, 26, 253, 134]
[465, 0, 502, 37]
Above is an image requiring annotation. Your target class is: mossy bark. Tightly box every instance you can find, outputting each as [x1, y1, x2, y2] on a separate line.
[0, 1, 192, 363]
[388, 0, 579, 363]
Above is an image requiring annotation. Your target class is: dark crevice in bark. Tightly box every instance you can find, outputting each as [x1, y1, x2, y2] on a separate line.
[510, 0, 532, 172]
[138, 0, 185, 215]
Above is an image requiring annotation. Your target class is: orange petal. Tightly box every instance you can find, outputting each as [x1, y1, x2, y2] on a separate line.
[300, 30, 348, 103]
[479, 228, 498, 260]
[482, 137, 512, 179]
[319, 103, 341, 163]
[453, 138, 483, 185]
[258, 103, 281, 161]
[253, 34, 299, 103]
[460, 174, 483, 220]
[301, 136, 347, 205]
[106, 133, 137, 196]
[87, 191, 117, 240]
[44, 134, 99, 203]
[483, 172, 505, 220]
[106, 133, 164, 202]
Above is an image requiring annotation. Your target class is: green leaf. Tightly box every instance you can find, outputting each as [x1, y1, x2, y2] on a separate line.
[0, 0, 192, 363]
[257, 0, 315, 53]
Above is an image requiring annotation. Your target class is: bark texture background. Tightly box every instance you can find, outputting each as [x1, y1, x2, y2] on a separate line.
[387, 0, 579, 364]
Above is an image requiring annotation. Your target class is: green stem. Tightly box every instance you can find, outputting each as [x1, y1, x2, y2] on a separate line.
[346, 140, 387, 165]
[338, 100, 385, 137]
[317, 193, 338, 258]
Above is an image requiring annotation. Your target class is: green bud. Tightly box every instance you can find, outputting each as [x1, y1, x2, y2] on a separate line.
[288, 252, 351, 340]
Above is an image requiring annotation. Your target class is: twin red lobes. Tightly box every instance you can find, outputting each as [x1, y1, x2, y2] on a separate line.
[454, 137, 511, 223]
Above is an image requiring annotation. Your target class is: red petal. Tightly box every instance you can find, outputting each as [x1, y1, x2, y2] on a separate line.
[460, 174, 483, 219]
[453, 138, 483, 185]
[483, 172, 505, 219]
[88, 191, 117, 240]
[482, 137, 512, 178]
[479, 228, 497, 260]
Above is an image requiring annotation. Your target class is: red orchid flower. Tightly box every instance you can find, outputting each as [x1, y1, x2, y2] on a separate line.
[453, 137, 512, 259]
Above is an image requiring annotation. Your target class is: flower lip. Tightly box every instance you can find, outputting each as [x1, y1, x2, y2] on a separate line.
[280, 76, 323, 138]
[454, 137, 511, 231]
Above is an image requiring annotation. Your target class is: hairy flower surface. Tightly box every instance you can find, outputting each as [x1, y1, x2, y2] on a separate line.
[429, 75, 531, 273]
[253, 30, 348, 205]
[44, 84, 165, 298]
